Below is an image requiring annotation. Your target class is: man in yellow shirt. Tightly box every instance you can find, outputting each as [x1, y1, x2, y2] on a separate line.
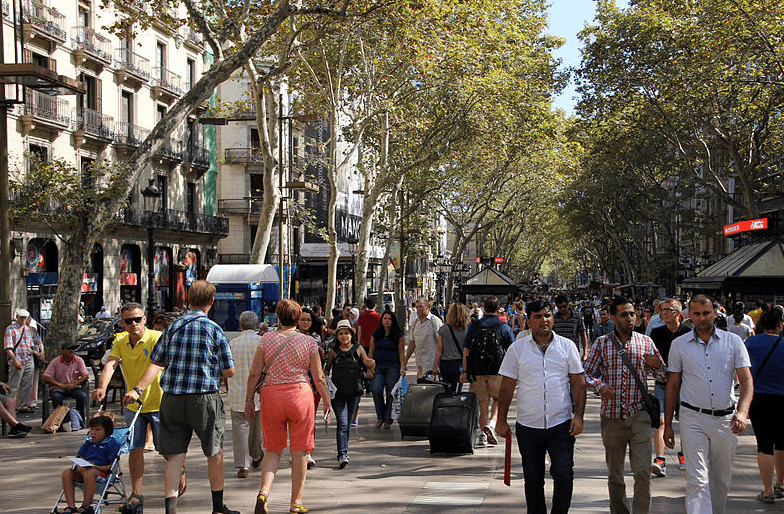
[93, 302, 184, 511]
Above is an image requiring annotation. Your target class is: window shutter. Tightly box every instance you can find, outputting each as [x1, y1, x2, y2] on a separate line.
[96, 77, 102, 111]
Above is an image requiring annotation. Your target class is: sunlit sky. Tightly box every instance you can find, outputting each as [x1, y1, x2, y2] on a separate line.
[548, 0, 629, 115]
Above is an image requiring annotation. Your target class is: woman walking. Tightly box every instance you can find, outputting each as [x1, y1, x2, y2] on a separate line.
[245, 299, 332, 514]
[433, 303, 470, 394]
[745, 306, 784, 503]
[324, 320, 374, 468]
[369, 311, 406, 429]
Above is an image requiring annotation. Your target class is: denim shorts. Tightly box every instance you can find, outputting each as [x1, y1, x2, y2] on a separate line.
[653, 382, 680, 418]
[125, 408, 161, 450]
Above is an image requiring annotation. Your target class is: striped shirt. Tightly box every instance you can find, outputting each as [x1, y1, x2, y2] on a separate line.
[150, 310, 234, 394]
[227, 330, 262, 411]
[552, 310, 586, 350]
[584, 331, 666, 419]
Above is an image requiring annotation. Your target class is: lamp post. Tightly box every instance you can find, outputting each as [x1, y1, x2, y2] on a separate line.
[347, 236, 359, 304]
[141, 179, 161, 325]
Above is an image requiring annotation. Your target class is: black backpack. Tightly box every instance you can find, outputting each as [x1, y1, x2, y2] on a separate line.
[331, 344, 364, 397]
[466, 322, 504, 380]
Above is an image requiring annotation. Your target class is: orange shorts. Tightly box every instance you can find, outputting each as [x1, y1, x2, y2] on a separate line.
[260, 382, 315, 452]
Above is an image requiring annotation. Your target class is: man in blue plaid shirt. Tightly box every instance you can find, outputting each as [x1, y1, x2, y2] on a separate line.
[126, 280, 237, 514]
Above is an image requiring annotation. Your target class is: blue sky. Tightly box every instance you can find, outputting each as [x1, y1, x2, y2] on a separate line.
[548, 0, 629, 114]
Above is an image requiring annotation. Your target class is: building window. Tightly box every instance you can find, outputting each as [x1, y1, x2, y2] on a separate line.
[81, 157, 95, 190]
[157, 174, 168, 211]
[156, 104, 166, 122]
[186, 57, 195, 90]
[250, 174, 263, 197]
[156, 42, 166, 77]
[186, 182, 195, 213]
[121, 90, 133, 125]
[79, 73, 102, 111]
[27, 143, 48, 174]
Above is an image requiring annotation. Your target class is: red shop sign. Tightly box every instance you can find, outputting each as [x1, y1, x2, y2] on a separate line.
[723, 218, 768, 236]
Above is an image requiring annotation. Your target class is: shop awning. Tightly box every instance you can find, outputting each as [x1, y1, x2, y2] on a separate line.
[681, 240, 784, 293]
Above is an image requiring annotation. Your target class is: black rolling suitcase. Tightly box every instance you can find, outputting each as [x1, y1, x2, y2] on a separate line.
[398, 379, 450, 438]
[428, 391, 478, 454]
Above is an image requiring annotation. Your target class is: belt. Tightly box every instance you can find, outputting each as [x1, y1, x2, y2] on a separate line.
[680, 401, 735, 417]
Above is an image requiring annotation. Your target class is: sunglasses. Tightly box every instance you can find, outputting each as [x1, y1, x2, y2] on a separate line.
[122, 316, 144, 325]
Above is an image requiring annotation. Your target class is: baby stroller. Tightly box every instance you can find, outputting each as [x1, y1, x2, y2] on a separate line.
[50, 401, 142, 514]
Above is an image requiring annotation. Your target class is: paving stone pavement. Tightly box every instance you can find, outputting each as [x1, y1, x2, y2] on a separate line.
[0, 388, 778, 514]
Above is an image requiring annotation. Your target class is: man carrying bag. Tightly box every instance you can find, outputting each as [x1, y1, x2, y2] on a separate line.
[584, 297, 666, 514]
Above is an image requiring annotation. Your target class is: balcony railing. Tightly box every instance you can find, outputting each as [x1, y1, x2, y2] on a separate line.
[218, 198, 263, 215]
[73, 107, 114, 140]
[21, 0, 66, 42]
[118, 208, 229, 236]
[115, 122, 150, 148]
[115, 48, 151, 82]
[180, 26, 203, 48]
[21, 89, 69, 126]
[184, 144, 209, 168]
[72, 26, 112, 64]
[155, 137, 184, 161]
[224, 147, 263, 164]
[152, 67, 184, 97]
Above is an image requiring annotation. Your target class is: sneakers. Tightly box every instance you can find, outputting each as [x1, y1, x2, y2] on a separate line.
[678, 452, 686, 470]
[306, 453, 316, 470]
[350, 418, 359, 428]
[475, 432, 488, 448]
[652, 456, 666, 477]
[8, 423, 31, 438]
[338, 455, 349, 469]
[483, 426, 498, 446]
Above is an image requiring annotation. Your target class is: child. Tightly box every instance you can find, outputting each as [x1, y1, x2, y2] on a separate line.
[325, 319, 375, 468]
[61, 413, 121, 514]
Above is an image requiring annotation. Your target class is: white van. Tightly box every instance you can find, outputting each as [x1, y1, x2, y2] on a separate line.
[368, 291, 395, 313]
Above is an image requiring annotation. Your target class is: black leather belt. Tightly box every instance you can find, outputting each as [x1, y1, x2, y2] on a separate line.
[681, 401, 735, 417]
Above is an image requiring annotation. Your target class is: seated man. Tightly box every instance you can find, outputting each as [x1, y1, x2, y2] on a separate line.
[43, 342, 89, 423]
[0, 381, 32, 437]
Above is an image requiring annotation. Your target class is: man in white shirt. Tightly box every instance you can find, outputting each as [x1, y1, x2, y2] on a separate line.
[496, 299, 586, 514]
[405, 297, 443, 378]
[664, 295, 753, 514]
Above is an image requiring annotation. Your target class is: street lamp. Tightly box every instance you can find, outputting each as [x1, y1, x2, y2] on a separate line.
[141, 178, 161, 325]
[347, 236, 359, 304]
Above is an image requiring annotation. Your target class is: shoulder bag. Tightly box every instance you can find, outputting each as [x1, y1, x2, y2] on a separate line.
[254, 332, 298, 393]
[753, 336, 782, 381]
[446, 325, 463, 357]
[609, 333, 661, 428]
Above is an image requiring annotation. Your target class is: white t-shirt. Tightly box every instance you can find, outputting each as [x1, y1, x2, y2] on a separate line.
[499, 333, 584, 429]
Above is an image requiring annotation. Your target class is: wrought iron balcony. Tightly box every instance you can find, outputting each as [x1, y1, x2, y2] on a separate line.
[155, 137, 184, 162]
[218, 198, 263, 215]
[224, 147, 263, 164]
[20, 88, 69, 127]
[73, 107, 114, 141]
[184, 144, 210, 169]
[72, 26, 112, 65]
[115, 48, 150, 83]
[21, 0, 66, 42]
[114, 122, 150, 149]
[180, 26, 203, 49]
[118, 207, 229, 236]
[152, 67, 184, 98]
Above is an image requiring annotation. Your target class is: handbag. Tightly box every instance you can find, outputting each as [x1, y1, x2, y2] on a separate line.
[609, 333, 661, 428]
[254, 332, 297, 393]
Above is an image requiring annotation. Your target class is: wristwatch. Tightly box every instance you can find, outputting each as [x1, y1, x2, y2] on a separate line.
[133, 387, 144, 396]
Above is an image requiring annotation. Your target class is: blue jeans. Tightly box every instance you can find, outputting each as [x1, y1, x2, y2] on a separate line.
[372, 364, 400, 424]
[515, 420, 575, 514]
[333, 394, 361, 459]
[50, 387, 88, 417]
[439, 359, 463, 394]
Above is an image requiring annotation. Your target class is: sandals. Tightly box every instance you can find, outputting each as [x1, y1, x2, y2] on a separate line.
[178, 468, 187, 496]
[63, 507, 78, 514]
[375, 420, 384, 428]
[254, 490, 269, 514]
[757, 491, 776, 503]
[775, 485, 784, 498]
[290, 504, 309, 513]
[127, 493, 144, 509]
[237, 467, 249, 478]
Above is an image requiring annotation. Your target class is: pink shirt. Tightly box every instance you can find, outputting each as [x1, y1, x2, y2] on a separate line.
[44, 355, 88, 384]
[259, 331, 317, 387]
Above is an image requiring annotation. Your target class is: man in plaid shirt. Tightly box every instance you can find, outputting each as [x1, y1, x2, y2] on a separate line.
[127, 280, 238, 514]
[584, 297, 666, 514]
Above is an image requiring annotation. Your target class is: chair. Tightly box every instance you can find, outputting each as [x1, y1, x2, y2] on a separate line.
[49, 411, 138, 514]
[100, 365, 126, 415]
[42, 381, 90, 426]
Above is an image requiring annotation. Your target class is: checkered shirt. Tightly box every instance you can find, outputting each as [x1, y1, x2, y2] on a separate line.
[4, 322, 41, 364]
[584, 330, 666, 419]
[150, 310, 234, 394]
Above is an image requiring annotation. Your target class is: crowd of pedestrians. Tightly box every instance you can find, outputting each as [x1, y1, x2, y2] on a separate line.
[5, 284, 784, 514]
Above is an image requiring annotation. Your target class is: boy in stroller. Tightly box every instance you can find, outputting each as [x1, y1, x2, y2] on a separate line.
[61, 413, 121, 514]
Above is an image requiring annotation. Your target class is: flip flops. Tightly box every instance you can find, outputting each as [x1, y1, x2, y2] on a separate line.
[178, 468, 187, 496]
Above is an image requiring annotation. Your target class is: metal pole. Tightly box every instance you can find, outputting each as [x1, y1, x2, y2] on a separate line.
[146, 226, 156, 325]
[278, 93, 284, 299]
[0, 12, 12, 370]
